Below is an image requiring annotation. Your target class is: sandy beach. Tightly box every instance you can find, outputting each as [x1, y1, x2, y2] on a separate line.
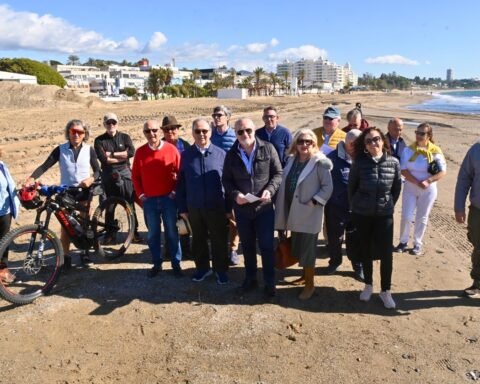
[0, 84, 479, 383]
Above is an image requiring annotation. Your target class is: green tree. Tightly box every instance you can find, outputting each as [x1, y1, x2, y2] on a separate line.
[147, 68, 162, 99]
[67, 55, 80, 65]
[269, 72, 279, 95]
[123, 87, 137, 97]
[0, 58, 66, 87]
[253, 67, 265, 96]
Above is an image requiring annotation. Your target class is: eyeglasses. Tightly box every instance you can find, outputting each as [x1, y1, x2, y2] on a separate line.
[162, 127, 177, 132]
[236, 128, 253, 136]
[144, 128, 159, 134]
[323, 116, 335, 121]
[194, 129, 209, 135]
[105, 120, 117, 126]
[365, 136, 382, 145]
[263, 115, 277, 120]
[415, 131, 427, 136]
[212, 113, 225, 118]
[70, 128, 85, 135]
[297, 139, 313, 146]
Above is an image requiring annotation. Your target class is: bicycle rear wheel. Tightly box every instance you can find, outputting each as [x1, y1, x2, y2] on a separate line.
[92, 196, 135, 259]
[0, 225, 63, 305]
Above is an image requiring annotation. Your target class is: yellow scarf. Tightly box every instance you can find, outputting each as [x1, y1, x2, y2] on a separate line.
[408, 141, 443, 163]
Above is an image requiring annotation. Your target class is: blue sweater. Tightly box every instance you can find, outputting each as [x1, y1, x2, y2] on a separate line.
[210, 126, 236, 152]
[176, 144, 227, 213]
[327, 144, 351, 209]
[255, 124, 292, 167]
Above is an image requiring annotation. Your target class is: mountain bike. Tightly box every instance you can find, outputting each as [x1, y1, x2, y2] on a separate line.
[0, 182, 135, 305]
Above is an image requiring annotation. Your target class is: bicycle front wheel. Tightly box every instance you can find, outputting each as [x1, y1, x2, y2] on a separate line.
[0, 225, 63, 305]
[92, 196, 135, 259]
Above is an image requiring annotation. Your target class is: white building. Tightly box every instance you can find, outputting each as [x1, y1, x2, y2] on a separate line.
[108, 65, 149, 93]
[0, 70, 37, 84]
[277, 58, 358, 90]
[54, 64, 111, 91]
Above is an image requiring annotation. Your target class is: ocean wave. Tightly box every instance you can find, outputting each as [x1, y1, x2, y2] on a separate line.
[408, 90, 480, 114]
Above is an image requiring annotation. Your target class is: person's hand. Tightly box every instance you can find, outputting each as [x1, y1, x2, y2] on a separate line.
[418, 180, 430, 189]
[260, 190, 271, 202]
[235, 193, 249, 205]
[140, 194, 148, 202]
[455, 211, 466, 224]
[23, 176, 35, 187]
[105, 151, 112, 158]
[180, 212, 189, 220]
[168, 191, 176, 199]
[79, 177, 94, 188]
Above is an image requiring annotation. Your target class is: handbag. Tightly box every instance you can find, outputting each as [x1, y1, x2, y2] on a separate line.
[275, 237, 298, 269]
[427, 159, 441, 175]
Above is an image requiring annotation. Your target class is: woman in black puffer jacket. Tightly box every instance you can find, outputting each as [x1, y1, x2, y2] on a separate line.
[348, 127, 402, 309]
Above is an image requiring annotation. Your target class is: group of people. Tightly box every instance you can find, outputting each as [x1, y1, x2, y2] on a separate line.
[0, 102, 479, 308]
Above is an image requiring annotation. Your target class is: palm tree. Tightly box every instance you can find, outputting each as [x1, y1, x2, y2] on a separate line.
[298, 69, 305, 93]
[253, 67, 265, 96]
[269, 72, 279, 96]
[229, 67, 237, 88]
[282, 70, 289, 94]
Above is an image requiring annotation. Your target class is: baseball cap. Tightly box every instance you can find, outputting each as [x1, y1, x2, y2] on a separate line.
[323, 106, 341, 119]
[103, 112, 118, 123]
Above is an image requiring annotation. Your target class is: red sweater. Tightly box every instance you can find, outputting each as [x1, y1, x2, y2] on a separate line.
[132, 142, 180, 198]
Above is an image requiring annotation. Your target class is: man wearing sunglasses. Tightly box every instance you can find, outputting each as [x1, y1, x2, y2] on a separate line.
[313, 106, 346, 155]
[132, 120, 183, 278]
[94, 113, 141, 243]
[255, 106, 292, 167]
[25, 119, 100, 269]
[176, 118, 229, 285]
[222, 118, 283, 298]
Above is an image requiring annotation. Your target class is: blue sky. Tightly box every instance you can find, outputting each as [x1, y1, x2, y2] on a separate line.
[1, 0, 479, 79]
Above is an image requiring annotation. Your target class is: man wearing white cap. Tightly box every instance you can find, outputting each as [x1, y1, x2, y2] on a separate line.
[94, 112, 141, 243]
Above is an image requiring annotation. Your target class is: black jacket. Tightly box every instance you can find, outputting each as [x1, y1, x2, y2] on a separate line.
[348, 152, 402, 216]
[222, 138, 283, 218]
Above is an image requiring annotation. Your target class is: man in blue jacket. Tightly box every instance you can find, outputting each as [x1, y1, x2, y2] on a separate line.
[255, 106, 292, 167]
[176, 118, 229, 284]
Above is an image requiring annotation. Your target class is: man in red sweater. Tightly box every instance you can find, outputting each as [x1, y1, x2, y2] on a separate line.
[132, 119, 183, 278]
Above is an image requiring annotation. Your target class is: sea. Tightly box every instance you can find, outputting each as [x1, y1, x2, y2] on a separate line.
[409, 90, 480, 115]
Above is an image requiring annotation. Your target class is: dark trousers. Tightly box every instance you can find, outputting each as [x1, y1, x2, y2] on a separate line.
[235, 208, 275, 287]
[352, 213, 393, 291]
[468, 205, 480, 283]
[0, 214, 12, 263]
[189, 207, 229, 273]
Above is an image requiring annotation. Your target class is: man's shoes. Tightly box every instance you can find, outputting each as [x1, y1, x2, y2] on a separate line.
[240, 278, 258, 293]
[192, 269, 213, 282]
[379, 290, 396, 309]
[360, 284, 373, 302]
[463, 283, 480, 298]
[0, 267, 15, 284]
[172, 265, 184, 278]
[264, 285, 276, 298]
[132, 232, 143, 244]
[81, 254, 93, 266]
[63, 255, 72, 271]
[229, 250, 240, 266]
[410, 245, 422, 256]
[393, 242, 408, 253]
[147, 265, 162, 278]
[326, 263, 341, 275]
[216, 272, 229, 285]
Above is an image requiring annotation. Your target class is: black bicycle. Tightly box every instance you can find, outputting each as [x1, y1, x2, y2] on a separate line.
[0, 182, 135, 305]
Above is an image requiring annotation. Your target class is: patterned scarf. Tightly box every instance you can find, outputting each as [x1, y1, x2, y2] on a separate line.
[408, 141, 443, 163]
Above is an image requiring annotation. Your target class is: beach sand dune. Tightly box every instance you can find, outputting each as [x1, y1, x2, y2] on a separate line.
[0, 88, 478, 383]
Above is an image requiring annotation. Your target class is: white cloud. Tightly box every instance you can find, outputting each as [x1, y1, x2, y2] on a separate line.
[365, 55, 419, 65]
[0, 4, 144, 55]
[268, 45, 327, 61]
[142, 32, 167, 53]
[270, 38, 279, 47]
[246, 42, 268, 53]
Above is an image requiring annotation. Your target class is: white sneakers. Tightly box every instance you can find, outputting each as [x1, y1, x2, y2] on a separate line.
[379, 290, 396, 309]
[359, 284, 373, 301]
[359, 284, 396, 309]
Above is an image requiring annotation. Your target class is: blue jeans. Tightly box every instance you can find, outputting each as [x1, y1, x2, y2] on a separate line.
[235, 208, 275, 287]
[143, 196, 181, 268]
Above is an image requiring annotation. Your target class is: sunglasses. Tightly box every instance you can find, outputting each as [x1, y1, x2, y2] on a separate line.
[323, 116, 335, 121]
[105, 120, 117, 125]
[415, 131, 428, 136]
[365, 136, 382, 145]
[297, 139, 313, 146]
[194, 129, 209, 135]
[236, 128, 253, 136]
[144, 128, 159, 134]
[212, 113, 225, 118]
[263, 115, 277, 120]
[70, 128, 85, 135]
[162, 127, 177, 132]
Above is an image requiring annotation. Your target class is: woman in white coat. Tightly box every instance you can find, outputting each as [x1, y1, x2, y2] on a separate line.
[275, 129, 333, 300]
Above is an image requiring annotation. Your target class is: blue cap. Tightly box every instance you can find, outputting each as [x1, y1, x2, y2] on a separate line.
[323, 106, 341, 119]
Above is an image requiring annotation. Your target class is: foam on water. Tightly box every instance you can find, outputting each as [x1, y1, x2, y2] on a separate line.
[409, 90, 480, 114]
